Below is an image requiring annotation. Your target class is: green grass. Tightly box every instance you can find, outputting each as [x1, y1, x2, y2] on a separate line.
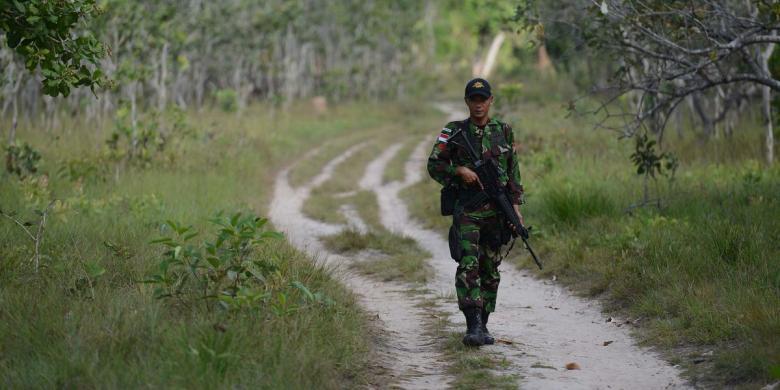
[300, 107, 442, 285]
[420, 299, 519, 389]
[322, 229, 432, 284]
[0, 102, 404, 388]
[403, 79, 780, 387]
[382, 138, 421, 184]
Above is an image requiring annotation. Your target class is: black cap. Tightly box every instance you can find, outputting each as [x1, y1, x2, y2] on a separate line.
[464, 78, 492, 98]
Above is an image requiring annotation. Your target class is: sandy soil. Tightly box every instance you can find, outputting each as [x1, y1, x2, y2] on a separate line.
[268, 104, 690, 389]
[269, 144, 452, 389]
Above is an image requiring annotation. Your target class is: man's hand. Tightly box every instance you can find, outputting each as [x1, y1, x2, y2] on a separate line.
[513, 204, 524, 226]
[508, 204, 525, 232]
[455, 166, 483, 189]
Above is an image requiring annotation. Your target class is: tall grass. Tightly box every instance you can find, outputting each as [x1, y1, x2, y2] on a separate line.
[0, 103, 408, 388]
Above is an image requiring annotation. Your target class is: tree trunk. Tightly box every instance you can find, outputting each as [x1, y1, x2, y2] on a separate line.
[536, 44, 555, 74]
[158, 42, 169, 111]
[759, 40, 776, 165]
[475, 32, 505, 79]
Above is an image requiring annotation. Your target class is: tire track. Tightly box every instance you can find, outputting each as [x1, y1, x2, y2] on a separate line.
[358, 102, 690, 389]
[269, 143, 452, 389]
[270, 104, 690, 389]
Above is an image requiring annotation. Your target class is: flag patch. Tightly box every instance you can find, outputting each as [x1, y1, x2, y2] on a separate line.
[437, 133, 450, 142]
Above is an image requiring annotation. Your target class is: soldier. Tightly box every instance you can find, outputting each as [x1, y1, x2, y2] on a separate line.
[427, 78, 524, 347]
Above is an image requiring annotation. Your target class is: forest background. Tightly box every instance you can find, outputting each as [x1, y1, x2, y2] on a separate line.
[0, 0, 778, 388]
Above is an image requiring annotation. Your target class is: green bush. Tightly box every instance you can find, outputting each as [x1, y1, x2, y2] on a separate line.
[216, 89, 238, 113]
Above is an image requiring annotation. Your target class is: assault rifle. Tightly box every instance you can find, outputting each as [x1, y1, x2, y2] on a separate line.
[450, 124, 543, 270]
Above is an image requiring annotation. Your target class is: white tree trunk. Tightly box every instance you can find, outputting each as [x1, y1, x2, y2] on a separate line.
[759, 38, 776, 165]
[474, 32, 505, 79]
[158, 42, 169, 111]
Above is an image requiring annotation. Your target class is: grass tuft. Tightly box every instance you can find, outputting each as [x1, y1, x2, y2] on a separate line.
[322, 229, 432, 284]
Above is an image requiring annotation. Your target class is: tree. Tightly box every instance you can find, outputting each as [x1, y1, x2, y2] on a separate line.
[519, 1, 780, 164]
[587, 1, 777, 163]
[0, 0, 107, 97]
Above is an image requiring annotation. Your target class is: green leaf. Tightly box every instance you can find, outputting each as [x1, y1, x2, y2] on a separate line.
[291, 281, 315, 302]
[259, 231, 284, 240]
[85, 261, 106, 279]
[13, 0, 25, 13]
[206, 256, 221, 268]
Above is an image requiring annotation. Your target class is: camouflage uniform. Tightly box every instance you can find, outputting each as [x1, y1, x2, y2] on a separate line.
[427, 118, 524, 313]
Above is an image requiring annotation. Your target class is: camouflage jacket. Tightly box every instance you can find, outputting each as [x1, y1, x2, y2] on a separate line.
[427, 117, 524, 205]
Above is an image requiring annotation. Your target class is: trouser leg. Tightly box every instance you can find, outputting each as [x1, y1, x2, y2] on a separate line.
[479, 248, 501, 313]
[455, 215, 482, 311]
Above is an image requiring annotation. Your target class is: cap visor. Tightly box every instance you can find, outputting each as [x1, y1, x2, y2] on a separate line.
[466, 90, 491, 98]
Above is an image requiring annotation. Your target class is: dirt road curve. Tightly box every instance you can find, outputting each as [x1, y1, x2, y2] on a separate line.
[268, 104, 689, 389]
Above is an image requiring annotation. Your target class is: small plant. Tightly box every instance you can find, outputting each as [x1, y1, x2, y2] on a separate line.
[106, 106, 193, 170]
[57, 157, 108, 183]
[215, 89, 238, 113]
[5, 141, 41, 177]
[106, 108, 167, 168]
[142, 212, 284, 310]
[629, 133, 678, 208]
[0, 201, 55, 271]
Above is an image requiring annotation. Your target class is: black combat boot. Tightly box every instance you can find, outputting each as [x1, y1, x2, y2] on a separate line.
[462, 307, 485, 347]
[481, 309, 495, 345]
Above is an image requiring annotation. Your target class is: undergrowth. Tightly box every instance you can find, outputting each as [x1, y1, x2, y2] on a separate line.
[0, 102, 403, 388]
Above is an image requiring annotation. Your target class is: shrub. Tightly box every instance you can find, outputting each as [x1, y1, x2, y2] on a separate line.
[215, 89, 238, 113]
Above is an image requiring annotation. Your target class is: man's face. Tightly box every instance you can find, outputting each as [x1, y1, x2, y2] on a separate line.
[465, 95, 493, 120]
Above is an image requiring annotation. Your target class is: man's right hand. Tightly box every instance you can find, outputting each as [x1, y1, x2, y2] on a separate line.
[455, 166, 483, 189]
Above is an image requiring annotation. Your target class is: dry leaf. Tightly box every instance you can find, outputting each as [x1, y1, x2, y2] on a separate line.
[603, 340, 614, 346]
[496, 338, 514, 345]
[565, 362, 581, 370]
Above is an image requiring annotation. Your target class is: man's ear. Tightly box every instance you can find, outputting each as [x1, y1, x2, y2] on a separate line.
[488, 96, 494, 104]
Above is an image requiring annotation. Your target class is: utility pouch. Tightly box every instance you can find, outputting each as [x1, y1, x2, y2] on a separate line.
[448, 210, 463, 261]
[448, 223, 462, 261]
[440, 184, 457, 216]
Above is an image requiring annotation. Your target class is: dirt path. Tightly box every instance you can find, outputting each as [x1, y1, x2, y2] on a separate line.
[269, 104, 689, 389]
[269, 144, 452, 389]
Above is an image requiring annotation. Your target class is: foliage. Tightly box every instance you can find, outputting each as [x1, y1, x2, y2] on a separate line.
[0, 104, 401, 388]
[143, 212, 284, 309]
[106, 106, 193, 169]
[4, 141, 41, 177]
[521, 0, 779, 160]
[56, 156, 108, 183]
[630, 133, 679, 205]
[215, 89, 238, 113]
[0, 0, 107, 96]
[630, 134, 678, 179]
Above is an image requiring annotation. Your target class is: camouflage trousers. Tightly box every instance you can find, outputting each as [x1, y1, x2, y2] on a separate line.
[454, 207, 503, 313]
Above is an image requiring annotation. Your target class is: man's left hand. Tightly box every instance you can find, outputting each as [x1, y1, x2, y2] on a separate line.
[508, 204, 524, 232]
[514, 205, 524, 226]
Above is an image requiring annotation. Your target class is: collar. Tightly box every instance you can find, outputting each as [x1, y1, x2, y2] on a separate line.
[468, 117, 499, 136]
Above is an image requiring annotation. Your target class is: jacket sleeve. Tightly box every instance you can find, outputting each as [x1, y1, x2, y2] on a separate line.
[504, 124, 525, 205]
[427, 123, 459, 186]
